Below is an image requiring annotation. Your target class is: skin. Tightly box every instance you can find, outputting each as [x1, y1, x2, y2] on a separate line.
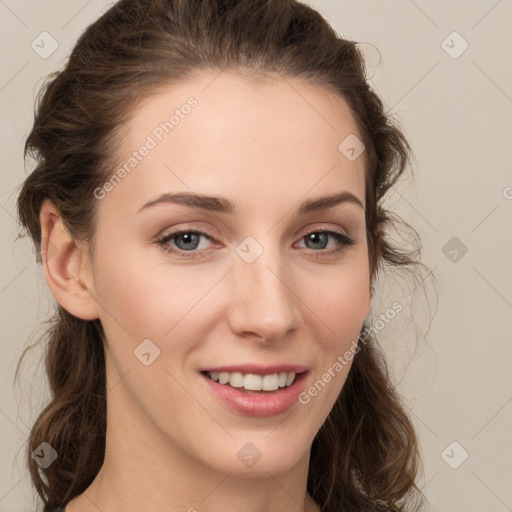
[40, 70, 372, 512]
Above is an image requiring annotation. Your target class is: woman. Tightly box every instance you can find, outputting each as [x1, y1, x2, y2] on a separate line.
[16, 0, 431, 511]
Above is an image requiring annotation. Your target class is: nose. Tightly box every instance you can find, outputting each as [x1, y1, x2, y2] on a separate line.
[227, 245, 303, 344]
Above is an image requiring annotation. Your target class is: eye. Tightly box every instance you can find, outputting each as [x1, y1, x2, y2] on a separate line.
[156, 229, 215, 258]
[295, 229, 354, 254]
[156, 227, 354, 258]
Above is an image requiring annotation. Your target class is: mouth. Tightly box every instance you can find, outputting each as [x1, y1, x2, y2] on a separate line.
[199, 368, 310, 417]
[201, 370, 304, 394]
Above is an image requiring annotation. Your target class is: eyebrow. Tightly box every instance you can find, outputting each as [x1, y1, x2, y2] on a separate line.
[137, 190, 365, 215]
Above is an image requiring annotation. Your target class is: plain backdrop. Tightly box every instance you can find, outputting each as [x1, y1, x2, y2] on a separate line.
[1, 1, 511, 511]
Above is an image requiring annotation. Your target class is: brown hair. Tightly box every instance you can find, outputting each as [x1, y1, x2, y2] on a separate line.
[16, 0, 434, 510]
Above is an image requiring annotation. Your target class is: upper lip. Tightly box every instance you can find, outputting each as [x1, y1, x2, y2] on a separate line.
[200, 364, 308, 375]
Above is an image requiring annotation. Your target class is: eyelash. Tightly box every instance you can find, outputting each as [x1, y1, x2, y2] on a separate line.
[156, 227, 355, 259]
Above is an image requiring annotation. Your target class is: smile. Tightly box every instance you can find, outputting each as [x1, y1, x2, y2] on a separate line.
[200, 369, 310, 417]
[205, 370, 298, 393]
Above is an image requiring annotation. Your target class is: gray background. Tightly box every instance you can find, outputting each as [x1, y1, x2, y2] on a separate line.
[1, 1, 511, 511]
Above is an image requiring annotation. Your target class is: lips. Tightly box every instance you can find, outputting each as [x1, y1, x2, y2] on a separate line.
[199, 364, 310, 417]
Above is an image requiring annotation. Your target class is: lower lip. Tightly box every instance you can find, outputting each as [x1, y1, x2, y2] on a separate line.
[200, 371, 309, 417]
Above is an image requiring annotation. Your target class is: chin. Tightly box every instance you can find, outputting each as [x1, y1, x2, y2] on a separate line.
[202, 436, 310, 478]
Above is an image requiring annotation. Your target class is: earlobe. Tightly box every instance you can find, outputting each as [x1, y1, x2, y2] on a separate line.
[39, 199, 99, 321]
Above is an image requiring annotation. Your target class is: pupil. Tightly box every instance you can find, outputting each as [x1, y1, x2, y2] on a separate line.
[307, 232, 327, 250]
[177, 233, 199, 250]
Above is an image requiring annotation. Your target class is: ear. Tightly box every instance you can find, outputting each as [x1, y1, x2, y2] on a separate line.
[39, 198, 99, 320]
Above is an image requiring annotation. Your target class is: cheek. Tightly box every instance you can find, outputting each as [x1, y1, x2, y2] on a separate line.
[302, 262, 370, 344]
[300, 272, 368, 414]
[92, 238, 213, 339]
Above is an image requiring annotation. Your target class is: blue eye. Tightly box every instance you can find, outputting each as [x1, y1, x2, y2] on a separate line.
[156, 228, 354, 258]
[299, 230, 354, 252]
[157, 229, 214, 258]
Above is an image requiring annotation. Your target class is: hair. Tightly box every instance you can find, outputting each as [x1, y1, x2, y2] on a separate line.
[15, 1, 434, 511]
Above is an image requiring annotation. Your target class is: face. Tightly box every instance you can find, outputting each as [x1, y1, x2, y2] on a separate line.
[86, 70, 371, 477]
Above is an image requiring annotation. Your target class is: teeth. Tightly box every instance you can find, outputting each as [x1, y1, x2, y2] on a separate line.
[229, 372, 244, 388]
[261, 374, 279, 391]
[244, 373, 262, 390]
[207, 371, 297, 391]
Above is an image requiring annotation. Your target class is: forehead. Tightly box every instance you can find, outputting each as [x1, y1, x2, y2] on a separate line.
[101, 70, 366, 218]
